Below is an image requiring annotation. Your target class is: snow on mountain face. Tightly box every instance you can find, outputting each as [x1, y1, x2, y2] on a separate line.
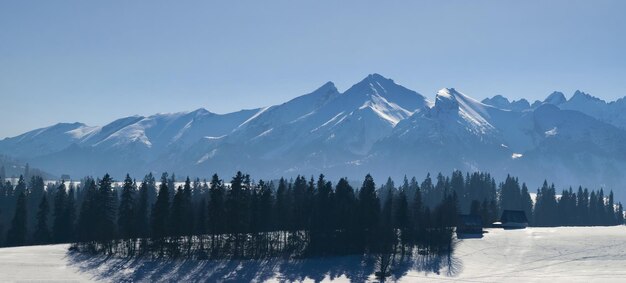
[483, 90, 626, 131]
[0, 122, 90, 159]
[187, 74, 430, 175]
[367, 89, 626, 193]
[557, 91, 626, 130]
[4, 74, 626, 200]
[368, 88, 514, 177]
[0, 108, 262, 177]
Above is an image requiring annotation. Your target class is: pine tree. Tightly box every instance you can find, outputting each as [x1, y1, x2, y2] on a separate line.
[358, 174, 380, 249]
[334, 177, 357, 253]
[274, 177, 290, 234]
[616, 203, 624, 225]
[27, 176, 45, 233]
[52, 182, 68, 243]
[152, 173, 171, 239]
[14, 175, 26, 197]
[412, 180, 424, 237]
[33, 193, 51, 244]
[135, 179, 150, 238]
[499, 175, 521, 211]
[118, 174, 136, 239]
[309, 174, 333, 255]
[182, 177, 194, 238]
[576, 187, 589, 225]
[6, 192, 27, 246]
[63, 185, 76, 242]
[226, 171, 248, 257]
[207, 174, 225, 252]
[170, 186, 185, 237]
[395, 187, 410, 246]
[420, 174, 434, 207]
[77, 178, 98, 243]
[520, 183, 534, 225]
[450, 171, 465, 211]
[608, 190, 616, 225]
[96, 174, 117, 252]
[195, 197, 207, 236]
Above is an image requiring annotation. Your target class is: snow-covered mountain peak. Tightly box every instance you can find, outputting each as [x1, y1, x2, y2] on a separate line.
[544, 91, 567, 105]
[434, 88, 460, 111]
[434, 88, 490, 113]
[342, 74, 428, 111]
[432, 88, 495, 134]
[6, 74, 626, 197]
[346, 73, 397, 96]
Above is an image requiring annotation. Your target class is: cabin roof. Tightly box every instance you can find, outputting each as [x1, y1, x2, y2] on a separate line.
[458, 214, 483, 226]
[500, 210, 528, 223]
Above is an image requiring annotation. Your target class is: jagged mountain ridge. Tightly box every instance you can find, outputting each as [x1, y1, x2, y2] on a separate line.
[483, 90, 626, 130]
[2, 74, 626, 199]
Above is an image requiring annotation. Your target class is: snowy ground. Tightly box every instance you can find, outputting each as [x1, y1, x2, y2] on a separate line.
[1, 226, 626, 282]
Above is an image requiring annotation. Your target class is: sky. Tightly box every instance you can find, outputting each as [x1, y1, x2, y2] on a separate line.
[1, 0, 625, 138]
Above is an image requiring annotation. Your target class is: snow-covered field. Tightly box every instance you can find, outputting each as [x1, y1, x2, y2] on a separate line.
[1, 226, 626, 282]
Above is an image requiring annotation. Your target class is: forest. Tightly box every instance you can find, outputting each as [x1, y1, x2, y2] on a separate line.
[0, 170, 623, 261]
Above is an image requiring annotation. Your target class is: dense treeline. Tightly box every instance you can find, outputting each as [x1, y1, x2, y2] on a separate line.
[0, 171, 623, 259]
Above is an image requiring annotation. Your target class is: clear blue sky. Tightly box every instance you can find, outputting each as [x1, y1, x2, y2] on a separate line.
[1, 0, 625, 138]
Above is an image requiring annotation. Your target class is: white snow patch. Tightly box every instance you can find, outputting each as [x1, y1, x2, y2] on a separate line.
[197, 149, 218, 164]
[237, 106, 270, 128]
[204, 135, 225, 140]
[545, 127, 558, 137]
[66, 126, 99, 139]
[311, 112, 345, 132]
[254, 128, 274, 139]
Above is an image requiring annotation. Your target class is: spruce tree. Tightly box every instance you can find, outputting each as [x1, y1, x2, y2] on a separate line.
[207, 174, 225, 251]
[27, 176, 45, 233]
[151, 173, 171, 239]
[6, 192, 27, 247]
[520, 183, 534, 225]
[33, 193, 51, 244]
[96, 174, 117, 251]
[52, 182, 68, 243]
[135, 179, 150, 238]
[395, 187, 409, 243]
[118, 174, 136, 239]
[77, 178, 98, 243]
[182, 177, 194, 238]
[63, 185, 76, 242]
[170, 186, 185, 237]
[358, 174, 380, 249]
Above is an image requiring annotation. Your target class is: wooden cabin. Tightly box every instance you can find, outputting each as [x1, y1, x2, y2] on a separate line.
[456, 214, 484, 235]
[500, 210, 528, 229]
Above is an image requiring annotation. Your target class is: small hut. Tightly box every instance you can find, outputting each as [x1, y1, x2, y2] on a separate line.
[456, 214, 484, 235]
[500, 210, 528, 229]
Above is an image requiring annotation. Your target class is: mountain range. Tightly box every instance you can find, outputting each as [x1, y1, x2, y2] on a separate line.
[2, 74, 626, 198]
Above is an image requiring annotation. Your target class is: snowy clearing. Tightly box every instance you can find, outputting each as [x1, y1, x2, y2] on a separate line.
[1, 226, 626, 282]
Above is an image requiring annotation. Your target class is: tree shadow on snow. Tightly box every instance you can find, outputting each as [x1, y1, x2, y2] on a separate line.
[66, 249, 462, 282]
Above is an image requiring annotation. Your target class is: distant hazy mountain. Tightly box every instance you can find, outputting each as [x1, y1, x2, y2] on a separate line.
[483, 90, 626, 130]
[2, 74, 626, 198]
